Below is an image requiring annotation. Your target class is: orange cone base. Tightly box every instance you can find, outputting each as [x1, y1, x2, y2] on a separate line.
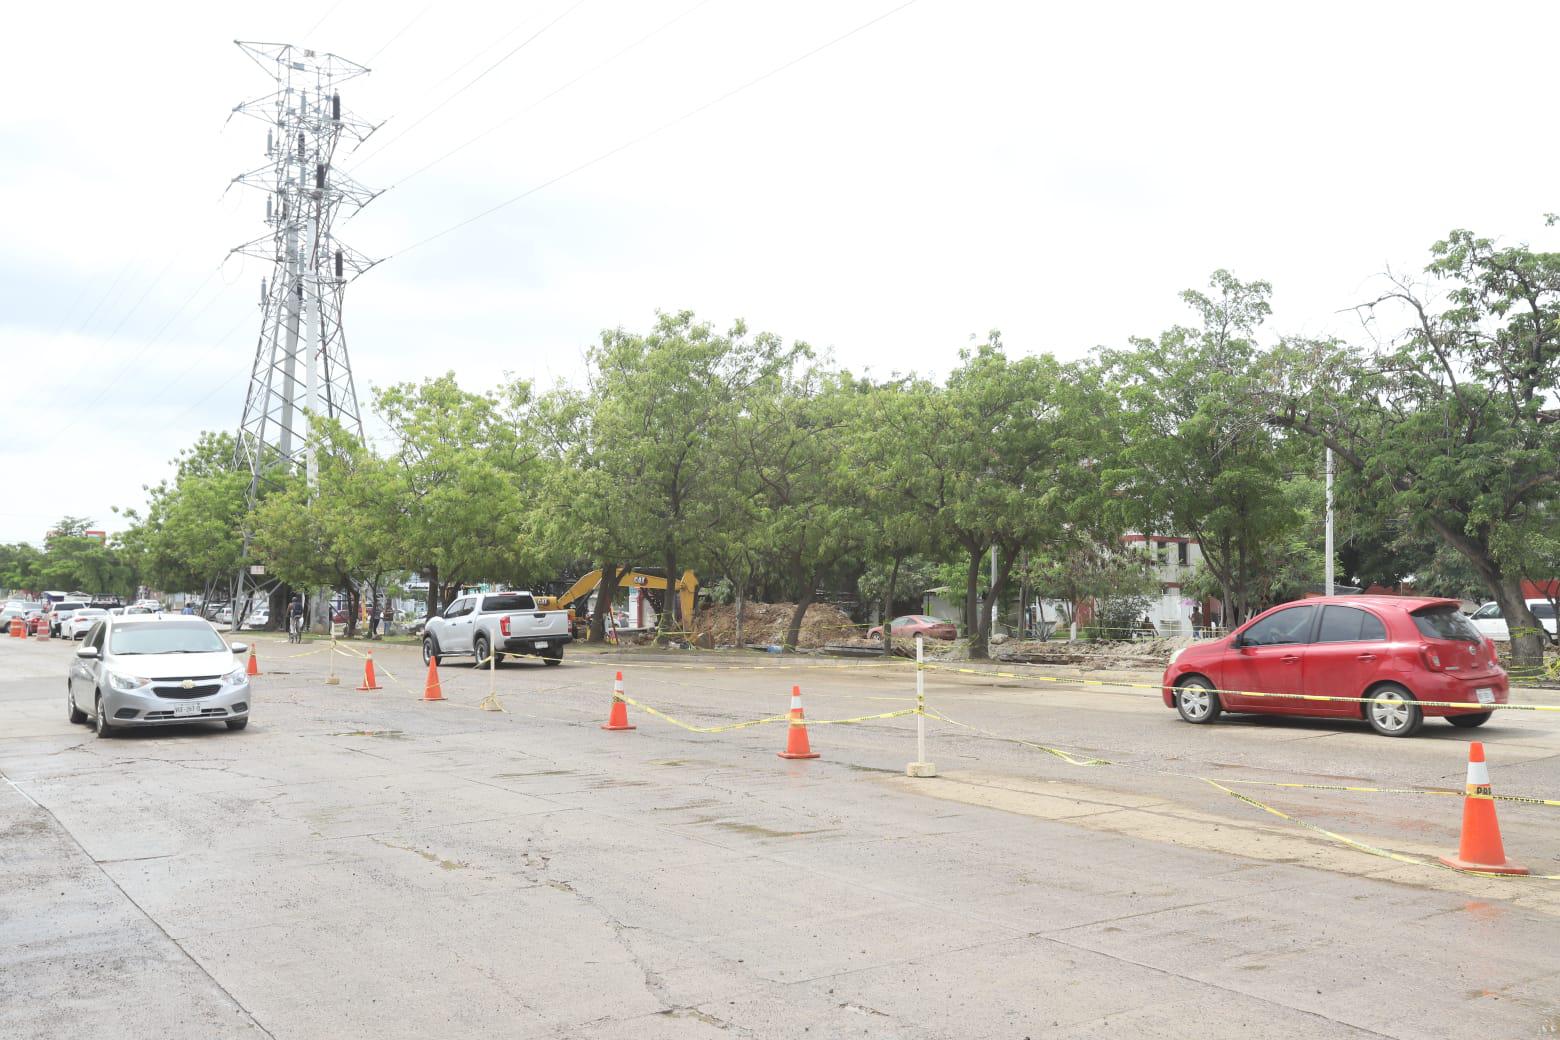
[777, 749, 820, 760]
[1438, 854, 1529, 875]
[357, 681, 381, 691]
[601, 702, 635, 731]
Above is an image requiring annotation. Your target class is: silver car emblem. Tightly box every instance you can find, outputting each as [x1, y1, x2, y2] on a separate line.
[181, 679, 195, 689]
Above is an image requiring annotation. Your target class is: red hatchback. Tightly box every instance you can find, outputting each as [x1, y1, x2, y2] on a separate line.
[1162, 596, 1508, 737]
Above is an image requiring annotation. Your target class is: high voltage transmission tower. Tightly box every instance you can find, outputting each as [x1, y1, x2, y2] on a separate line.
[225, 40, 381, 623]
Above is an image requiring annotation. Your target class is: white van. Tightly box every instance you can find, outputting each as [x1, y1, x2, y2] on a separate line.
[1468, 600, 1558, 643]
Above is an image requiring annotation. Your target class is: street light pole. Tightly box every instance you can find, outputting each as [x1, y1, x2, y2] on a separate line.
[1324, 447, 1335, 596]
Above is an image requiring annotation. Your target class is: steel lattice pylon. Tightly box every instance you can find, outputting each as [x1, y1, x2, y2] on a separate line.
[226, 41, 382, 623]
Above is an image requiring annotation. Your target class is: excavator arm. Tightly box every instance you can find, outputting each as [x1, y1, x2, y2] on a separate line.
[538, 569, 698, 629]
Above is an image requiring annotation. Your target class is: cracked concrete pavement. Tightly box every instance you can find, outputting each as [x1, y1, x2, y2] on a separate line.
[3, 633, 1560, 1038]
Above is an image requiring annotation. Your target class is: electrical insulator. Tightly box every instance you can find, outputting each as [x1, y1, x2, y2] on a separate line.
[297, 132, 306, 157]
[260, 279, 267, 306]
[332, 93, 341, 121]
[266, 129, 273, 157]
[266, 197, 273, 222]
[316, 163, 326, 190]
[335, 250, 344, 279]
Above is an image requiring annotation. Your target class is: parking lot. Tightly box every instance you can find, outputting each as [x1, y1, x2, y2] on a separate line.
[4, 633, 1560, 1038]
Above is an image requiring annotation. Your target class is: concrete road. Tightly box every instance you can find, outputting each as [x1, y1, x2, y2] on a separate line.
[3, 633, 1559, 1039]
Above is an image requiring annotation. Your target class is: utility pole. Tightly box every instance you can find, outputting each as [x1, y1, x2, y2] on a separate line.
[1324, 447, 1335, 596]
[227, 42, 381, 628]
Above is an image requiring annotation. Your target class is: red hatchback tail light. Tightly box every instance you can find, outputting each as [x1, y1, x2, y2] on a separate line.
[1418, 643, 1444, 671]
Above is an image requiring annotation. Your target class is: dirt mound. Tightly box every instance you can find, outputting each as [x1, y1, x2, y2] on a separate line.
[691, 602, 860, 649]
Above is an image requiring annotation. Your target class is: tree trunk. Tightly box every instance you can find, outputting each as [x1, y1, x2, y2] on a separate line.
[660, 546, 679, 638]
[425, 566, 439, 617]
[964, 549, 983, 636]
[1491, 575, 1547, 667]
[972, 553, 1016, 661]
[344, 584, 358, 639]
[785, 581, 817, 651]
[882, 553, 902, 657]
[734, 580, 746, 648]
[588, 562, 620, 643]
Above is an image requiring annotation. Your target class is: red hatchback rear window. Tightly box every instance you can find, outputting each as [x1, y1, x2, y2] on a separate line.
[1411, 605, 1482, 642]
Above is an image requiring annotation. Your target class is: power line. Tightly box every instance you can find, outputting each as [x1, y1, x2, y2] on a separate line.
[73, 260, 137, 335]
[302, 0, 348, 41]
[353, 0, 592, 169]
[379, 0, 719, 194]
[364, 3, 433, 64]
[76, 268, 230, 414]
[390, 0, 923, 260]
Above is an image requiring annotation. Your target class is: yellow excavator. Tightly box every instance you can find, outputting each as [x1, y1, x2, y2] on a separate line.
[537, 569, 698, 637]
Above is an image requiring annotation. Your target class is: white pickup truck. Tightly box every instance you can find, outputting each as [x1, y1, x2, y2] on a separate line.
[421, 591, 571, 667]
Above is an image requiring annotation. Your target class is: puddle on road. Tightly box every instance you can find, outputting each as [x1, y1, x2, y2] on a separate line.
[373, 838, 469, 871]
[711, 821, 832, 840]
[329, 729, 409, 739]
[494, 769, 576, 779]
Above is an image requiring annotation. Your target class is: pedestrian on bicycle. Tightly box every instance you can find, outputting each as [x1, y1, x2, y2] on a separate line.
[288, 596, 305, 642]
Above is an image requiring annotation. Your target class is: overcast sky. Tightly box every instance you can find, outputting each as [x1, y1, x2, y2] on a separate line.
[3, 0, 1559, 545]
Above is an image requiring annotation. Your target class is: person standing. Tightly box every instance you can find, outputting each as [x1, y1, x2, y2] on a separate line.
[368, 601, 381, 640]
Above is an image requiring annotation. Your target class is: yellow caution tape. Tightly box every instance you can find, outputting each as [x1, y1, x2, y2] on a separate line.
[1197, 776, 1560, 880]
[917, 662, 1560, 712]
[1184, 776, 1560, 810]
[922, 708, 1112, 767]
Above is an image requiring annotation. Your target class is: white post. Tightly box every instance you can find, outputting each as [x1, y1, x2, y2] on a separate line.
[1324, 447, 1335, 596]
[325, 635, 340, 685]
[989, 545, 998, 632]
[907, 635, 935, 777]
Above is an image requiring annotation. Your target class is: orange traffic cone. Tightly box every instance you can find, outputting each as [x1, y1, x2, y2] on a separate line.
[357, 649, 381, 691]
[777, 684, 820, 760]
[246, 645, 261, 677]
[601, 671, 635, 731]
[1440, 742, 1527, 875]
[423, 657, 444, 701]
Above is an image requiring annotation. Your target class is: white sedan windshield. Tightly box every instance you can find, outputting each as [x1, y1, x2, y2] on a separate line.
[111, 622, 227, 655]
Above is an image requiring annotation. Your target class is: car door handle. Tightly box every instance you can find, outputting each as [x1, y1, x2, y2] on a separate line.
[1356, 653, 1377, 662]
[1281, 654, 1300, 664]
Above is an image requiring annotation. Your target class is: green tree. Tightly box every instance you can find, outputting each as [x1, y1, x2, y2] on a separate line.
[1104, 271, 1315, 624]
[731, 364, 860, 650]
[376, 374, 551, 614]
[583, 311, 805, 637]
[1266, 229, 1560, 665]
[117, 433, 248, 601]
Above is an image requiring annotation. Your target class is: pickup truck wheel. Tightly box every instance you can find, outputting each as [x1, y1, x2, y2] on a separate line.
[542, 648, 563, 666]
[474, 635, 497, 669]
[422, 636, 442, 667]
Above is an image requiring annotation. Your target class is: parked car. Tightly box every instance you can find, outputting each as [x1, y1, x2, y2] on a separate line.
[48, 600, 93, 638]
[68, 615, 251, 737]
[422, 591, 571, 667]
[242, 607, 271, 630]
[64, 608, 109, 640]
[1162, 596, 1507, 737]
[1467, 600, 1558, 644]
[2, 600, 40, 625]
[867, 615, 959, 641]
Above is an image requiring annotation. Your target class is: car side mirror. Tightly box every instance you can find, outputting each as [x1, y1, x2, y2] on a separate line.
[1231, 634, 1248, 650]
[230, 642, 249, 654]
[76, 646, 100, 660]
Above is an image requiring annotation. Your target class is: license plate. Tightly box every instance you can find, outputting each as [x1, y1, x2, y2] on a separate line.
[1475, 688, 1494, 705]
[534, 640, 548, 649]
[174, 701, 202, 717]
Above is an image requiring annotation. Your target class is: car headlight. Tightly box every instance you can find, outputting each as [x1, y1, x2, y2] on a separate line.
[107, 671, 151, 692]
[1168, 647, 1187, 666]
[224, 667, 249, 685]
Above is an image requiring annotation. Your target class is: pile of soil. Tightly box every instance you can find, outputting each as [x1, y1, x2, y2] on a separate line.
[690, 602, 860, 649]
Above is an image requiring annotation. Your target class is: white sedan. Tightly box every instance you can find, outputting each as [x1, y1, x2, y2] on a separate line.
[65, 609, 109, 640]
